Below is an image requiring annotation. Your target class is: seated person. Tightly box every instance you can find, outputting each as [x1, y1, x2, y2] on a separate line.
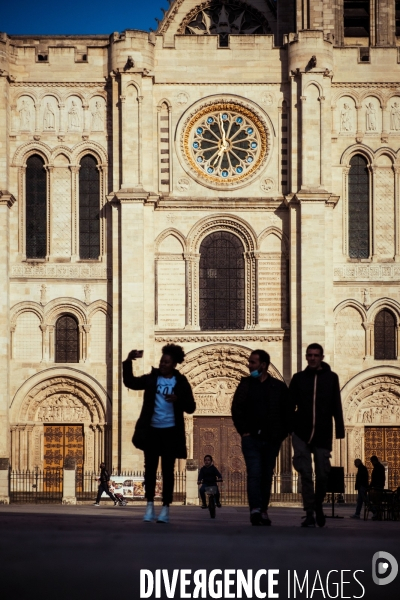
[197, 454, 223, 509]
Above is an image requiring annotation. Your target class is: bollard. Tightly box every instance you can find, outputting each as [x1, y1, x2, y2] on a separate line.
[0, 458, 10, 504]
[62, 457, 77, 505]
[185, 459, 199, 506]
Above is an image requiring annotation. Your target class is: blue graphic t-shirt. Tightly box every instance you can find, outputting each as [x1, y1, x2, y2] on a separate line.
[151, 375, 177, 428]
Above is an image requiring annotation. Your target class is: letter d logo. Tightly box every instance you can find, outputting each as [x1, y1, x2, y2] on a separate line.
[372, 551, 398, 586]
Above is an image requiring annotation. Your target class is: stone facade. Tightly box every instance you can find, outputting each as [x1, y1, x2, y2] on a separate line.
[0, 0, 400, 479]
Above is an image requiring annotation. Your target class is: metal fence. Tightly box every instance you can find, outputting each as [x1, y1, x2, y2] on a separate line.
[76, 470, 186, 504]
[9, 468, 63, 504]
[8, 468, 361, 506]
[219, 472, 359, 506]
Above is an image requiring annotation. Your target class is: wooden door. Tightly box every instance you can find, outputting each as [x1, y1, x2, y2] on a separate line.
[364, 426, 400, 488]
[193, 416, 245, 474]
[44, 425, 84, 490]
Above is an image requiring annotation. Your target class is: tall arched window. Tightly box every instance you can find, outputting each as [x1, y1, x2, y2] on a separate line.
[79, 155, 100, 259]
[348, 154, 369, 259]
[199, 231, 245, 330]
[374, 309, 396, 360]
[26, 155, 47, 259]
[55, 315, 79, 363]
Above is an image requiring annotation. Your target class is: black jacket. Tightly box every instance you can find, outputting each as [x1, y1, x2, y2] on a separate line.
[355, 463, 369, 490]
[197, 465, 223, 486]
[370, 462, 385, 489]
[122, 360, 196, 459]
[99, 467, 110, 485]
[289, 362, 345, 451]
[231, 375, 290, 443]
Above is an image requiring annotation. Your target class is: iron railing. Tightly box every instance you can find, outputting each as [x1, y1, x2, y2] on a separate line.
[9, 468, 63, 504]
[219, 472, 359, 506]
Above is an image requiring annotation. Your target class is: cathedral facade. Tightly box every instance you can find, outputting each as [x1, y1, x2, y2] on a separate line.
[1, 0, 400, 489]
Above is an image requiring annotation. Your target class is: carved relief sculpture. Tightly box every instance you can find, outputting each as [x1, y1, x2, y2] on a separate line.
[91, 101, 103, 131]
[366, 103, 377, 131]
[340, 103, 352, 132]
[68, 101, 80, 130]
[390, 102, 400, 131]
[19, 100, 31, 130]
[43, 102, 55, 130]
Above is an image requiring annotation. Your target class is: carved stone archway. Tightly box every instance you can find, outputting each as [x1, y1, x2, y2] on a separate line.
[342, 368, 400, 474]
[179, 343, 284, 463]
[10, 372, 110, 471]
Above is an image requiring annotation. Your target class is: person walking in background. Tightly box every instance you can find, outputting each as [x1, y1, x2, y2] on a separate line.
[231, 349, 290, 526]
[370, 455, 385, 489]
[93, 462, 118, 506]
[123, 344, 195, 524]
[289, 343, 345, 528]
[350, 458, 369, 519]
[197, 455, 223, 509]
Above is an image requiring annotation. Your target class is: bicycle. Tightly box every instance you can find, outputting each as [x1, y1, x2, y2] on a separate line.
[204, 485, 219, 519]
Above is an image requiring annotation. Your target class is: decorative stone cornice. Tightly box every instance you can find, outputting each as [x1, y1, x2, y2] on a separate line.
[107, 191, 160, 205]
[155, 331, 286, 343]
[0, 191, 16, 208]
[157, 198, 286, 211]
[290, 191, 339, 207]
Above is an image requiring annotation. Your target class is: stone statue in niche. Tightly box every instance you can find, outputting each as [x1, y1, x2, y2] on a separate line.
[40, 283, 47, 306]
[84, 284, 91, 304]
[91, 101, 103, 131]
[362, 288, 371, 309]
[19, 100, 31, 130]
[43, 102, 55, 130]
[340, 103, 352, 132]
[366, 103, 377, 131]
[68, 101, 80, 130]
[390, 102, 400, 131]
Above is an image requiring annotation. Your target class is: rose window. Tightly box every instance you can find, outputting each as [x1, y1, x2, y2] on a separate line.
[182, 103, 268, 186]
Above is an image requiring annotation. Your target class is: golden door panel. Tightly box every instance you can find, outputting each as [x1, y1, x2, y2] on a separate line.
[364, 426, 400, 488]
[44, 425, 84, 490]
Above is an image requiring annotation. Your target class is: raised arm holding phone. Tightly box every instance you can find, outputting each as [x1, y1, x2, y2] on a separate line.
[122, 345, 196, 524]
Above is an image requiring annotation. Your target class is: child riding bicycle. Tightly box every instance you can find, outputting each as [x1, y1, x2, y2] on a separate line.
[197, 454, 223, 509]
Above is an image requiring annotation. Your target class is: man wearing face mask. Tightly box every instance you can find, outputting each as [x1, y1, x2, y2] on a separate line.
[231, 349, 291, 526]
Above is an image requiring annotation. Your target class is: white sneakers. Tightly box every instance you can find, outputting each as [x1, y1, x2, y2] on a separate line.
[143, 502, 170, 523]
[157, 506, 169, 524]
[143, 502, 156, 522]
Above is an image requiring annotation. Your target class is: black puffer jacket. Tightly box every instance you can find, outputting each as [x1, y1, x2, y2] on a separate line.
[231, 375, 290, 443]
[289, 362, 345, 451]
[122, 360, 196, 458]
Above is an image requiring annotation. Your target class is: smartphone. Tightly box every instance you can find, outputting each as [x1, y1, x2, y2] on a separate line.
[136, 350, 144, 358]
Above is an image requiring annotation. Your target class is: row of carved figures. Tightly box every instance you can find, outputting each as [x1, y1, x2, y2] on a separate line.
[17, 100, 104, 132]
[339, 101, 400, 132]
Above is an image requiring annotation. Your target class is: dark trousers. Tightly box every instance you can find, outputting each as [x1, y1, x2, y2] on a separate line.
[144, 427, 176, 506]
[355, 486, 367, 516]
[96, 482, 116, 504]
[199, 484, 220, 506]
[241, 435, 281, 512]
[292, 433, 331, 512]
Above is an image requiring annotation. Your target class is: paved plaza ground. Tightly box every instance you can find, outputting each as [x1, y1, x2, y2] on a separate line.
[0, 503, 399, 600]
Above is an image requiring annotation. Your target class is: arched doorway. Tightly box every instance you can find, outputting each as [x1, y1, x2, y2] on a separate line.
[10, 370, 111, 486]
[179, 344, 290, 475]
[342, 369, 400, 488]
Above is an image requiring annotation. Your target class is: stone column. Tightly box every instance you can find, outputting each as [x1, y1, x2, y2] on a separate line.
[0, 458, 9, 504]
[394, 166, 400, 261]
[0, 193, 15, 461]
[62, 457, 77, 505]
[185, 459, 199, 506]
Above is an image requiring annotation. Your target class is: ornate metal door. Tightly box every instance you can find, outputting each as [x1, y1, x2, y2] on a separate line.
[193, 416, 245, 474]
[364, 427, 400, 488]
[44, 425, 84, 490]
